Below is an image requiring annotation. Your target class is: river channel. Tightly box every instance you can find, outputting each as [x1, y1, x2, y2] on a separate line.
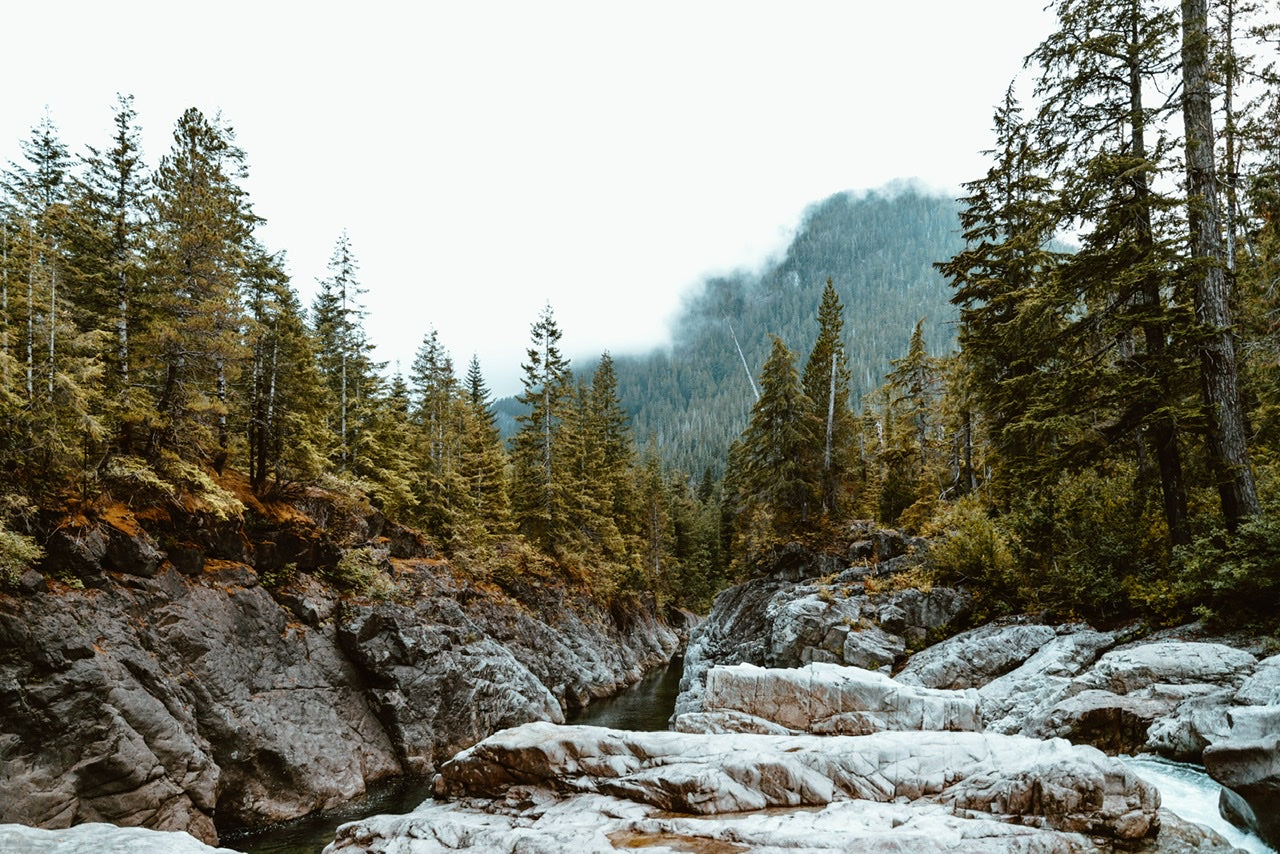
[221, 654, 1271, 853]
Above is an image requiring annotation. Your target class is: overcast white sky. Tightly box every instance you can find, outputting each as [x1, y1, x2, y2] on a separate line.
[2, 1, 1056, 397]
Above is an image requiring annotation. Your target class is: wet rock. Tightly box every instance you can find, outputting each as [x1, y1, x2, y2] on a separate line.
[1203, 736, 1280, 849]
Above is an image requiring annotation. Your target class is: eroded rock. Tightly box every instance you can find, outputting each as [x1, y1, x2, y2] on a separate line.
[427, 722, 1159, 843]
[675, 662, 980, 735]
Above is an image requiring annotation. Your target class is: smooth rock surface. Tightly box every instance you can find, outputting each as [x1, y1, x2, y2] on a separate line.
[675, 537, 970, 718]
[675, 662, 981, 735]
[0, 822, 244, 853]
[432, 722, 1160, 841]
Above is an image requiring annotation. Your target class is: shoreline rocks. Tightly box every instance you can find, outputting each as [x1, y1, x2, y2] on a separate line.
[325, 721, 1166, 852]
[0, 498, 681, 845]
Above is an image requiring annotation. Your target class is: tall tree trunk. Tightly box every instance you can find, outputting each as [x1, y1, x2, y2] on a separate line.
[47, 264, 55, 401]
[1, 223, 8, 390]
[1128, 12, 1191, 545]
[1182, 0, 1261, 528]
[26, 227, 34, 401]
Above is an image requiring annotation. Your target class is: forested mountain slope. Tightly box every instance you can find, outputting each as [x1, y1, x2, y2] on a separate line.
[607, 185, 965, 477]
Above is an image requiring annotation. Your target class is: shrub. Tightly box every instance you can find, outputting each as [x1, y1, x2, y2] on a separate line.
[328, 546, 397, 599]
[1174, 514, 1280, 630]
[926, 495, 1021, 617]
[0, 526, 43, 588]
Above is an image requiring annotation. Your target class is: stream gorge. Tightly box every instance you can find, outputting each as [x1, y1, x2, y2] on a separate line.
[5, 524, 1280, 853]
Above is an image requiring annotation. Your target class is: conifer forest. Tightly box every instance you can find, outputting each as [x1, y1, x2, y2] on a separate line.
[3, 0, 1280, 635]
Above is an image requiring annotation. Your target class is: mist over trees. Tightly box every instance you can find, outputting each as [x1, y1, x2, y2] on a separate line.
[603, 186, 966, 479]
[4, 0, 1279, 632]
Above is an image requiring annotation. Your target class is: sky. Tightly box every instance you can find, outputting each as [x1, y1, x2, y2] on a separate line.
[1, 1, 1057, 397]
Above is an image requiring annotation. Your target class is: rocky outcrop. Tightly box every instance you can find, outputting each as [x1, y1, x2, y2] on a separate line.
[324, 721, 1166, 852]
[676, 532, 972, 717]
[0, 822, 242, 853]
[674, 662, 981, 735]
[892, 618, 1280, 848]
[0, 494, 680, 845]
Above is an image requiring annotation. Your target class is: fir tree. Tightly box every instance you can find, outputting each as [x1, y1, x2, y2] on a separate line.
[801, 278, 856, 518]
[146, 107, 257, 471]
[510, 303, 573, 550]
[729, 336, 820, 545]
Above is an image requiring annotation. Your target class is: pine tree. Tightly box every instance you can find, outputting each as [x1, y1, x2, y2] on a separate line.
[457, 355, 512, 543]
[64, 94, 148, 451]
[1029, 0, 1194, 543]
[510, 303, 573, 550]
[311, 232, 376, 470]
[729, 336, 820, 546]
[1181, 0, 1261, 527]
[146, 107, 257, 471]
[241, 248, 330, 492]
[801, 279, 856, 518]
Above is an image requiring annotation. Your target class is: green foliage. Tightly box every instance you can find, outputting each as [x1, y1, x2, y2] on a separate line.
[327, 546, 397, 599]
[925, 497, 1020, 617]
[1174, 515, 1280, 629]
[603, 186, 965, 480]
[0, 525, 43, 588]
[102, 453, 244, 520]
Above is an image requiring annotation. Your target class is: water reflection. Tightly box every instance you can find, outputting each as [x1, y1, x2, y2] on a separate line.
[567, 655, 684, 731]
[218, 775, 433, 854]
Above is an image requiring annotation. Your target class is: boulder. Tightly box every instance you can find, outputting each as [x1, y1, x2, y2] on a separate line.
[1081, 643, 1256, 696]
[1203, 736, 1280, 849]
[676, 662, 981, 735]
[428, 722, 1159, 842]
[0, 822, 243, 853]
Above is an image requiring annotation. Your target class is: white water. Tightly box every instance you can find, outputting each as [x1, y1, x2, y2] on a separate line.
[1122, 755, 1274, 853]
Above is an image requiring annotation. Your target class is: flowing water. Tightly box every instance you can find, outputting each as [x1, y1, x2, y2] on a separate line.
[220, 656, 1272, 853]
[1121, 755, 1274, 853]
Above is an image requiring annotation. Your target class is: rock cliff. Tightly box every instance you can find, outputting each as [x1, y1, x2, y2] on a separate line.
[0, 486, 681, 845]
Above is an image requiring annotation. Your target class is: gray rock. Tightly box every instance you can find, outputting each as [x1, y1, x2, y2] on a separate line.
[0, 822, 244, 853]
[2, 525, 680, 844]
[675, 539, 969, 718]
[428, 722, 1160, 842]
[897, 621, 1060, 690]
[677, 662, 981, 735]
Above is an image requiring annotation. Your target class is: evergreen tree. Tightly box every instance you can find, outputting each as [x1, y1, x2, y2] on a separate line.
[240, 248, 330, 492]
[64, 93, 148, 450]
[510, 303, 573, 550]
[1181, 0, 1261, 527]
[406, 328, 466, 541]
[728, 336, 820, 546]
[146, 107, 257, 471]
[311, 232, 376, 469]
[801, 278, 857, 518]
[457, 355, 512, 543]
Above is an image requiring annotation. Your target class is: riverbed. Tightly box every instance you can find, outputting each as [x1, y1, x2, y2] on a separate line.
[222, 653, 1273, 853]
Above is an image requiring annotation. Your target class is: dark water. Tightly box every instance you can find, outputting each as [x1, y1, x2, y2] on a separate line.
[567, 655, 684, 730]
[220, 656, 684, 853]
[218, 776, 434, 854]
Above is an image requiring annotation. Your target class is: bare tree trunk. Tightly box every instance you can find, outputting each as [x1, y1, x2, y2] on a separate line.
[726, 318, 760, 401]
[1182, 0, 1261, 528]
[26, 225, 34, 400]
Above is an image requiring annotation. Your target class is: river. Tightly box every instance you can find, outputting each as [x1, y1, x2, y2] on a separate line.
[221, 655, 1273, 853]
[220, 657, 685, 853]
